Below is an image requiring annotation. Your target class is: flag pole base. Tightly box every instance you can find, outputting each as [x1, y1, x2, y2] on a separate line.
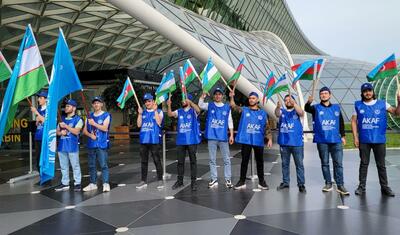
[8, 171, 39, 184]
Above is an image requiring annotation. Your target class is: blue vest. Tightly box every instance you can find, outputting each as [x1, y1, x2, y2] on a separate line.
[235, 107, 267, 147]
[87, 112, 111, 149]
[140, 109, 162, 144]
[278, 109, 303, 146]
[355, 100, 387, 144]
[34, 107, 46, 141]
[176, 108, 201, 145]
[313, 104, 341, 143]
[205, 102, 230, 142]
[58, 115, 82, 153]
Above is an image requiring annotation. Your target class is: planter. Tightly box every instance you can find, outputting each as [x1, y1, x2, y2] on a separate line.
[114, 125, 130, 139]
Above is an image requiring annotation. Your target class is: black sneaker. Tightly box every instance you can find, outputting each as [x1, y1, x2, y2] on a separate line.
[322, 183, 333, 192]
[258, 181, 269, 190]
[74, 184, 81, 192]
[191, 181, 198, 191]
[54, 184, 70, 192]
[381, 187, 395, 197]
[277, 183, 289, 190]
[355, 186, 366, 196]
[337, 185, 350, 195]
[299, 185, 306, 193]
[225, 179, 233, 188]
[208, 179, 218, 188]
[234, 180, 246, 190]
[172, 181, 184, 190]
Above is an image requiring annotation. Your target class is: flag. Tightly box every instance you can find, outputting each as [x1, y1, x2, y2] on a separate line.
[262, 72, 276, 104]
[40, 28, 83, 184]
[367, 53, 398, 82]
[227, 58, 245, 85]
[267, 74, 289, 99]
[179, 66, 187, 101]
[201, 57, 221, 93]
[183, 59, 199, 86]
[0, 25, 48, 146]
[117, 77, 135, 109]
[291, 59, 323, 87]
[0, 51, 12, 82]
[155, 70, 176, 104]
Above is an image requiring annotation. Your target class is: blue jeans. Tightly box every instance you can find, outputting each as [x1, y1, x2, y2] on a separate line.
[88, 148, 109, 184]
[280, 146, 305, 185]
[208, 140, 231, 181]
[316, 143, 344, 186]
[58, 151, 81, 185]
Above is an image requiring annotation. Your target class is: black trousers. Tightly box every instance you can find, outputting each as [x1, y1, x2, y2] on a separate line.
[176, 145, 197, 182]
[34, 140, 42, 172]
[140, 144, 163, 181]
[239, 144, 265, 182]
[358, 143, 389, 189]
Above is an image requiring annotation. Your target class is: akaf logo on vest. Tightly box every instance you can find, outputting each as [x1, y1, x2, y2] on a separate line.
[280, 122, 294, 133]
[246, 123, 261, 134]
[210, 118, 224, 128]
[374, 109, 381, 115]
[362, 117, 380, 124]
[180, 122, 192, 129]
[322, 120, 336, 126]
[258, 115, 263, 120]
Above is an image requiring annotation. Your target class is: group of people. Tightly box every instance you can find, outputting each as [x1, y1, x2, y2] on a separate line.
[32, 82, 400, 197]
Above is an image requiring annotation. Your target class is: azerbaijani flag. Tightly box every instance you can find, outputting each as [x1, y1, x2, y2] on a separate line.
[227, 58, 245, 85]
[156, 70, 176, 104]
[291, 59, 323, 87]
[117, 77, 135, 109]
[267, 73, 289, 99]
[183, 59, 199, 86]
[201, 57, 221, 93]
[367, 54, 398, 82]
[0, 51, 12, 82]
[0, 25, 49, 145]
[179, 66, 187, 101]
[262, 72, 276, 104]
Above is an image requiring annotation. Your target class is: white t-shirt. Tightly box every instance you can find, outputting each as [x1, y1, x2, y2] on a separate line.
[352, 100, 391, 116]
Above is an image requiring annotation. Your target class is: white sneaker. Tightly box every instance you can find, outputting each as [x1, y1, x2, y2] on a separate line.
[103, 183, 110, 192]
[136, 181, 147, 189]
[83, 183, 98, 192]
[156, 180, 164, 189]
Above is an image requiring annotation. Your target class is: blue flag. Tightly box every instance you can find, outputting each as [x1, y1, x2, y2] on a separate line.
[40, 28, 83, 184]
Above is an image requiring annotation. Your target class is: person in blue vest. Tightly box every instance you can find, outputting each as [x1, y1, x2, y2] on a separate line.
[136, 93, 164, 190]
[54, 99, 83, 192]
[30, 90, 49, 185]
[167, 94, 201, 191]
[275, 95, 306, 193]
[82, 96, 112, 192]
[199, 87, 234, 188]
[305, 87, 349, 195]
[229, 91, 271, 190]
[352, 83, 400, 197]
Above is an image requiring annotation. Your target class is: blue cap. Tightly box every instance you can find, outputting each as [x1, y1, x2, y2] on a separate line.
[36, 90, 48, 98]
[187, 94, 193, 100]
[361, 83, 373, 92]
[213, 87, 223, 94]
[319, 86, 331, 93]
[143, 93, 154, 101]
[65, 99, 77, 107]
[91, 96, 103, 103]
[248, 92, 259, 98]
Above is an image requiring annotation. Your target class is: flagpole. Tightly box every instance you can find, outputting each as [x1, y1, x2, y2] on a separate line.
[311, 60, 319, 98]
[314, 59, 326, 97]
[128, 77, 141, 108]
[79, 90, 91, 118]
[220, 76, 233, 92]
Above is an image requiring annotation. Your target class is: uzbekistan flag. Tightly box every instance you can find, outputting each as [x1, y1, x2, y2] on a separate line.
[201, 57, 221, 93]
[227, 58, 245, 85]
[156, 70, 176, 104]
[262, 72, 276, 104]
[0, 51, 12, 82]
[179, 66, 187, 101]
[117, 77, 135, 109]
[367, 53, 398, 82]
[291, 59, 323, 87]
[183, 59, 199, 86]
[267, 73, 289, 99]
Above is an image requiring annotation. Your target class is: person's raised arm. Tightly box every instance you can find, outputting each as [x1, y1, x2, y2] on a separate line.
[137, 106, 143, 128]
[274, 100, 282, 117]
[188, 99, 201, 114]
[198, 93, 209, 110]
[153, 103, 162, 126]
[229, 90, 242, 113]
[167, 98, 177, 118]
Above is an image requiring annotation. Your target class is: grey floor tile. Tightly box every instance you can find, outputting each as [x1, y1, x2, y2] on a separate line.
[0, 193, 64, 213]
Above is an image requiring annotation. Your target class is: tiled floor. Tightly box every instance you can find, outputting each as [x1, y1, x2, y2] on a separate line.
[1, 141, 400, 235]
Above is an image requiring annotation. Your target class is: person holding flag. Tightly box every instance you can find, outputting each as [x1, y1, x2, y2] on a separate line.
[136, 93, 164, 189]
[167, 94, 201, 191]
[352, 83, 400, 197]
[199, 87, 234, 188]
[229, 90, 271, 190]
[305, 87, 349, 195]
[54, 99, 83, 192]
[82, 96, 112, 192]
[275, 95, 306, 193]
